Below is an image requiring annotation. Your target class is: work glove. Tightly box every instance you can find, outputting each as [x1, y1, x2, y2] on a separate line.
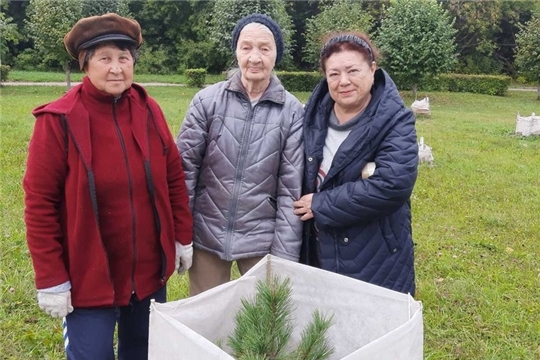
[361, 162, 376, 179]
[175, 242, 193, 275]
[37, 290, 74, 318]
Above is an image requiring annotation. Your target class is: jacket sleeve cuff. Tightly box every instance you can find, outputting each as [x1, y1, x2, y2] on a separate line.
[176, 239, 192, 246]
[270, 248, 300, 262]
[37, 281, 72, 293]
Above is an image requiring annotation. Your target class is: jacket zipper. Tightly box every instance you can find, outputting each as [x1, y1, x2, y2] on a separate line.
[333, 228, 340, 273]
[112, 98, 138, 294]
[146, 108, 166, 281]
[223, 99, 256, 260]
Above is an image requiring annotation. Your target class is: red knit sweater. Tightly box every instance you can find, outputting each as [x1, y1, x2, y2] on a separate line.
[24, 77, 192, 307]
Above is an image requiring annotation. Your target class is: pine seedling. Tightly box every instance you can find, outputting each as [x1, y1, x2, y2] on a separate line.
[228, 275, 294, 359]
[227, 275, 334, 360]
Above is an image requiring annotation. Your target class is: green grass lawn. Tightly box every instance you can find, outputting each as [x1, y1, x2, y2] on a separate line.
[1, 83, 540, 359]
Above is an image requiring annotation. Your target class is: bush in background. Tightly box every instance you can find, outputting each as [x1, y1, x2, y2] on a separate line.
[444, 74, 510, 96]
[403, 73, 511, 96]
[14, 48, 43, 71]
[0, 65, 11, 83]
[176, 40, 228, 75]
[136, 46, 175, 75]
[185, 68, 207, 88]
[275, 71, 322, 92]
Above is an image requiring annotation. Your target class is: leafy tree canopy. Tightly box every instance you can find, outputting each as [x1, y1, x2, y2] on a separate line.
[25, 0, 82, 71]
[446, 0, 502, 56]
[303, 0, 373, 69]
[81, 0, 130, 17]
[0, 10, 20, 64]
[495, 0, 540, 76]
[376, 0, 457, 97]
[515, 16, 540, 98]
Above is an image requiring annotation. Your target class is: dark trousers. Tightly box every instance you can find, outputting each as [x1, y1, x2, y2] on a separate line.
[64, 286, 166, 360]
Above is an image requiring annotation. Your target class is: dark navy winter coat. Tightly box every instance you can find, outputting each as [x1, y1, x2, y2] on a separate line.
[299, 69, 418, 295]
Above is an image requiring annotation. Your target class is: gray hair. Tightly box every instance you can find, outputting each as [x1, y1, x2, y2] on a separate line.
[238, 22, 274, 41]
[82, 40, 138, 71]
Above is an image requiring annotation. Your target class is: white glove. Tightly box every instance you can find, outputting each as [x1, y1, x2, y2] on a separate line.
[361, 162, 376, 179]
[37, 290, 74, 318]
[175, 242, 193, 274]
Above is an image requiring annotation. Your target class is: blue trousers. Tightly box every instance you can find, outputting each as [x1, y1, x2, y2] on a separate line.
[64, 286, 166, 360]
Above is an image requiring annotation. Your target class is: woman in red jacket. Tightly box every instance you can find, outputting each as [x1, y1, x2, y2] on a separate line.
[23, 13, 193, 360]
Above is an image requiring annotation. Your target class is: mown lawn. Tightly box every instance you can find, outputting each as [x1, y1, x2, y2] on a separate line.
[1, 83, 539, 359]
[6, 70, 225, 85]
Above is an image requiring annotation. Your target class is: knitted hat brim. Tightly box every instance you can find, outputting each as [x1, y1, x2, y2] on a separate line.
[231, 13, 284, 65]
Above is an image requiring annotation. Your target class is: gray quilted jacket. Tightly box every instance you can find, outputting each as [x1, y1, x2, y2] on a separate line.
[176, 71, 304, 261]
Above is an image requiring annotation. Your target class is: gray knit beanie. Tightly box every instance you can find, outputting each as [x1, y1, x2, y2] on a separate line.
[231, 13, 284, 64]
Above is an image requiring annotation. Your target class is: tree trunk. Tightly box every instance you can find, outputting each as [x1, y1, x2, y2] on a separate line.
[65, 60, 71, 91]
[412, 83, 418, 100]
[537, 81, 539, 101]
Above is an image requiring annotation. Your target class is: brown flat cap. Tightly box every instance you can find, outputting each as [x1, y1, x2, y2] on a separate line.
[64, 13, 143, 59]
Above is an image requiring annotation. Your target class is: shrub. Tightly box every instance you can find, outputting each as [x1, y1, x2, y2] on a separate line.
[275, 71, 322, 92]
[412, 73, 511, 96]
[136, 47, 175, 75]
[176, 40, 228, 75]
[0, 65, 11, 83]
[185, 68, 207, 88]
[14, 48, 42, 71]
[444, 74, 510, 96]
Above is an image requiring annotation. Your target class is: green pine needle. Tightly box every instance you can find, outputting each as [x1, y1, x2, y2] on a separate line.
[290, 310, 334, 360]
[227, 276, 334, 360]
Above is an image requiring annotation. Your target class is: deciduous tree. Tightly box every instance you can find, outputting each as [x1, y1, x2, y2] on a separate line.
[0, 1, 25, 66]
[286, 0, 318, 70]
[445, 0, 502, 74]
[25, 0, 82, 88]
[0, 10, 20, 67]
[376, 0, 457, 98]
[303, 0, 373, 69]
[81, 0, 130, 17]
[495, 1, 540, 76]
[515, 16, 540, 100]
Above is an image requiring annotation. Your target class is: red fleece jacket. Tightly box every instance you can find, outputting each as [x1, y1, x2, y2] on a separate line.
[23, 77, 193, 307]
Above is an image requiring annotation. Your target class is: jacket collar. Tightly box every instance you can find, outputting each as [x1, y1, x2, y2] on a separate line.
[32, 77, 150, 117]
[225, 70, 286, 104]
[32, 77, 154, 167]
[80, 76, 129, 114]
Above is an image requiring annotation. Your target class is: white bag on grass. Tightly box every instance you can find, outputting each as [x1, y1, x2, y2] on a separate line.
[149, 255, 423, 360]
[516, 113, 540, 136]
[411, 97, 431, 115]
[418, 137, 434, 166]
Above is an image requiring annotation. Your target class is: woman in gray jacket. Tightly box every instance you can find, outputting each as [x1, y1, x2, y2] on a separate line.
[176, 13, 304, 296]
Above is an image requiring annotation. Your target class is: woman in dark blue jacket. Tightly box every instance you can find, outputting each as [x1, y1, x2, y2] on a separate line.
[293, 32, 418, 295]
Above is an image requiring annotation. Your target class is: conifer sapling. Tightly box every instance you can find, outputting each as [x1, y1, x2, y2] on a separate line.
[226, 275, 334, 360]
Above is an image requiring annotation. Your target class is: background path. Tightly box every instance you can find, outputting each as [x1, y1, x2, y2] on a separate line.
[1, 82, 185, 86]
